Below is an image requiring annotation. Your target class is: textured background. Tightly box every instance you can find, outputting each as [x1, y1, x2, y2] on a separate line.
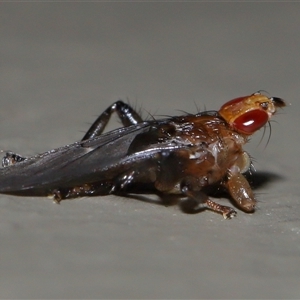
[0, 3, 299, 298]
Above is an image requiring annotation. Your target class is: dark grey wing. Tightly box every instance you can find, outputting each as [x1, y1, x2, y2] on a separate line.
[0, 122, 155, 194]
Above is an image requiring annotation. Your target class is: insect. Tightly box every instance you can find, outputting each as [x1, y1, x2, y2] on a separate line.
[0, 92, 285, 218]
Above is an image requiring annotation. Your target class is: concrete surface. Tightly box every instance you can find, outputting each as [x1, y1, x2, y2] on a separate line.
[0, 3, 299, 299]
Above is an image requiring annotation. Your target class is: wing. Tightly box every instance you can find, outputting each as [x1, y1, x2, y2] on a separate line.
[0, 118, 193, 195]
[0, 122, 156, 194]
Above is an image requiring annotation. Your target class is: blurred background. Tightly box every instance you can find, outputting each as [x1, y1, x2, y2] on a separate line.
[0, 3, 299, 298]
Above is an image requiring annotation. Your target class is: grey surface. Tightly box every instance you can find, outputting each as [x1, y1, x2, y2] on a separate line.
[0, 3, 299, 299]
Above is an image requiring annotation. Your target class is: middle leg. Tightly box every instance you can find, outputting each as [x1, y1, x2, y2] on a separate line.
[181, 184, 237, 219]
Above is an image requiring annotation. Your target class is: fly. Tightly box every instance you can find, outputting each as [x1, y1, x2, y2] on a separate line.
[0, 92, 285, 219]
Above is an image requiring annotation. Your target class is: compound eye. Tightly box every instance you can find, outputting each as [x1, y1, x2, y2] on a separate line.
[233, 109, 268, 134]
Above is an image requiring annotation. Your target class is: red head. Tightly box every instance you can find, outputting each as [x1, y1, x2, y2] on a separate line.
[218, 92, 285, 135]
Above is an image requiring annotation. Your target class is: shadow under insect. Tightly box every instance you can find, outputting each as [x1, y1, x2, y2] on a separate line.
[119, 170, 284, 215]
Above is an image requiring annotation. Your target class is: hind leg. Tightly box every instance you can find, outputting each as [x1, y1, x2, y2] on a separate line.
[82, 101, 143, 141]
[2, 101, 143, 167]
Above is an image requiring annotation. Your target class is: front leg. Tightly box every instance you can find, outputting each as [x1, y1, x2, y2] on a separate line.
[82, 100, 143, 141]
[225, 173, 256, 212]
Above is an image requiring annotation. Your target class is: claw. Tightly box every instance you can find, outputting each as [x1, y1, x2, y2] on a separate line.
[206, 199, 237, 219]
[50, 189, 62, 204]
[223, 208, 237, 219]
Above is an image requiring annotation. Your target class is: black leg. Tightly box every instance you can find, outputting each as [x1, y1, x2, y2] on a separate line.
[2, 101, 143, 166]
[82, 100, 143, 141]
